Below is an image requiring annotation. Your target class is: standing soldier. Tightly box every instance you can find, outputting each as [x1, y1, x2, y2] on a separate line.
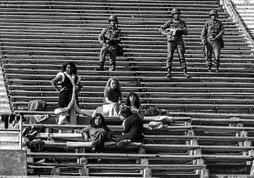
[201, 9, 224, 72]
[95, 15, 121, 71]
[159, 8, 190, 78]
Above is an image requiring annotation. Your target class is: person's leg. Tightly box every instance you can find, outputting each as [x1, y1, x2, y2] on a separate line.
[177, 42, 189, 78]
[92, 131, 107, 152]
[166, 42, 175, 77]
[213, 41, 221, 72]
[109, 49, 117, 71]
[206, 42, 213, 71]
[96, 46, 107, 70]
[69, 106, 77, 125]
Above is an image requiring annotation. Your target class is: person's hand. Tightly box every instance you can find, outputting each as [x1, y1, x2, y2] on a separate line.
[81, 132, 89, 141]
[59, 88, 65, 92]
[175, 27, 181, 32]
[214, 36, 219, 41]
[75, 86, 81, 93]
[201, 39, 207, 45]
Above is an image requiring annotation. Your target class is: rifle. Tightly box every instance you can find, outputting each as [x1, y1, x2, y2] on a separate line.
[201, 41, 206, 60]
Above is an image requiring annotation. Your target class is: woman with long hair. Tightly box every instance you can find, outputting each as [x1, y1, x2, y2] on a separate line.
[103, 77, 122, 117]
[125, 92, 144, 120]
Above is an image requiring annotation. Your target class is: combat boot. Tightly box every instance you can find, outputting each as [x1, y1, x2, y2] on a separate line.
[183, 68, 190, 78]
[166, 68, 171, 78]
[215, 67, 219, 72]
[109, 65, 115, 71]
[95, 62, 104, 71]
[208, 67, 212, 72]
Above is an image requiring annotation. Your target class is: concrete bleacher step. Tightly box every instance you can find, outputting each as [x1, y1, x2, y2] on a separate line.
[0, 67, 11, 114]
[233, 0, 254, 40]
[1, 0, 254, 176]
[0, 130, 20, 150]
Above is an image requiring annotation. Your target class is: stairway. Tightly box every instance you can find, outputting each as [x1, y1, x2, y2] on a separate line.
[0, 0, 253, 119]
[232, 0, 254, 40]
[0, 129, 20, 149]
[0, 67, 11, 115]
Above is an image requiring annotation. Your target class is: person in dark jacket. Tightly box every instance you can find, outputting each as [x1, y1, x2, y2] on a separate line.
[81, 113, 111, 152]
[159, 8, 190, 78]
[116, 106, 144, 147]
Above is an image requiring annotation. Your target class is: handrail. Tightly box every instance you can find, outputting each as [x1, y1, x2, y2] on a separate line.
[222, 0, 254, 48]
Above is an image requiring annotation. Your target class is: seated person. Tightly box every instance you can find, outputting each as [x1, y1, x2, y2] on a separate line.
[93, 77, 122, 117]
[115, 106, 144, 147]
[81, 113, 111, 152]
[125, 92, 144, 120]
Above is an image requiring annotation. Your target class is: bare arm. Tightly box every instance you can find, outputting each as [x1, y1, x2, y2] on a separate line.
[51, 73, 63, 92]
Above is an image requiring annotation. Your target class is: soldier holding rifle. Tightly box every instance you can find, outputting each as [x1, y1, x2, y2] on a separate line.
[201, 9, 224, 72]
[159, 8, 190, 78]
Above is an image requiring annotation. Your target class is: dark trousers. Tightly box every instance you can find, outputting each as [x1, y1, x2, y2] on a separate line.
[99, 45, 117, 67]
[205, 40, 221, 68]
[167, 41, 187, 70]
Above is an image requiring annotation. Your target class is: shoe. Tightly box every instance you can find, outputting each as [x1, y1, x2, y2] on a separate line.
[166, 68, 171, 78]
[166, 73, 171, 78]
[215, 68, 219, 72]
[183, 73, 190, 78]
[208, 68, 212, 72]
[4, 117, 9, 129]
[91, 142, 96, 152]
[182, 69, 190, 78]
[116, 139, 131, 148]
[116, 140, 125, 148]
[109, 66, 115, 71]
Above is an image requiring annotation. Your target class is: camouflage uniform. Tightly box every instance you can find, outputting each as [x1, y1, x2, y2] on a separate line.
[159, 8, 189, 78]
[201, 10, 224, 72]
[97, 15, 121, 71]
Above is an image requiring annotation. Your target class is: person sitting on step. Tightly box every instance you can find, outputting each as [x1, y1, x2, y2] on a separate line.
[125, 92, 144, 120]
[115, 106, 144, 148]
[81, 113, 112, 152]
[103, 77, 122, 117]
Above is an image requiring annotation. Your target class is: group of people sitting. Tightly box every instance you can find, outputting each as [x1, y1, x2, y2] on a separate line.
[50, 62, 146, 152]
[82, 106, 143, 152]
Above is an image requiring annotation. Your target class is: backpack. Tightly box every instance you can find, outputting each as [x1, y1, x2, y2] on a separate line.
[28, 100, 46, 111]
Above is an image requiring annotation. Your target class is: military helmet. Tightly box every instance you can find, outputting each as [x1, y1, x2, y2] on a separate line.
[108, 15, 118, 22]
[171, 8, 181, 15]
[209, 9, 218, 16]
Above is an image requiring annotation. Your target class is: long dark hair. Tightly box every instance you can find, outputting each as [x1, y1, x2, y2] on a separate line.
[125, 92, 141, 108]
[120, 106, 133, 118]
[90, 113, 107, 128]
[62, 62, 77, 75]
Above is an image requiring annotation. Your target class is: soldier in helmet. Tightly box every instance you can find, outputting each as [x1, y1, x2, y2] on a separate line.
[159, 8, 190, 78]
[201, 9, 225, 72]
[95, 15, 121, 71]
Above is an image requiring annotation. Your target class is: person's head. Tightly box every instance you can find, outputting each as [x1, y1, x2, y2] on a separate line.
[209, 9, 218, 20]
[105, 77, 121, 91]
[171, 8, 181, 20]
[125, 92, 140, 108]
[90, 113, 106, 127]
[108, 15, 118, 27]
[119, 106, 133, 120]
[62, 62, 77, 75]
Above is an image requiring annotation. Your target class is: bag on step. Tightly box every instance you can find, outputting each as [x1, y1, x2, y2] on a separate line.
[28, 100, 46, 111]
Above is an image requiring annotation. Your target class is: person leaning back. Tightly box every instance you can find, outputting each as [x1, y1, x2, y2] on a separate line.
[159, 8, 190, 78]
